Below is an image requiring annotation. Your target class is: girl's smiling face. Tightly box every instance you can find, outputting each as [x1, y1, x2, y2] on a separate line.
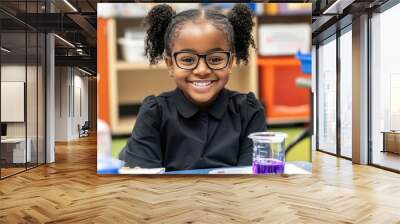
[165, 19, 234, 108]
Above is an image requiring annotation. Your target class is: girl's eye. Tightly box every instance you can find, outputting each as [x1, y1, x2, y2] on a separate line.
[179, 57, 195, 64]
[208, 56, 224, 65]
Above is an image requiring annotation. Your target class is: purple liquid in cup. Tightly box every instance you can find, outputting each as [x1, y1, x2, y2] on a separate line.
[252, 158, 285, 174]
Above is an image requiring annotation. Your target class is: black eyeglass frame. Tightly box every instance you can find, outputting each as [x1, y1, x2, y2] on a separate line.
[171, 50, 233, 70]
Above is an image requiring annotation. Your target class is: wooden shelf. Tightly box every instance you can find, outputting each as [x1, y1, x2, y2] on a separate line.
[116, 61, 167, 71]
[257, 14, 311, 24]
[113, 116, 136, 135]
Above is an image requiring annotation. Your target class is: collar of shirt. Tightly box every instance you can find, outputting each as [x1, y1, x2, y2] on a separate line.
[174, 88, 229, 120]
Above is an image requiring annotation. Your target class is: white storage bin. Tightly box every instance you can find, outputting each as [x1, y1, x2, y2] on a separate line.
[118, 38, 147, 63]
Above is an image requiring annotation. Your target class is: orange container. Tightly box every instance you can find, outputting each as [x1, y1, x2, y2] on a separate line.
[97, 18, 110, 124]
[258, 56, 310, 124]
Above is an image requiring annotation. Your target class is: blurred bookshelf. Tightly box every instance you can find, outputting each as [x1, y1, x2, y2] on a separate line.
[116, 61, 167, 71]
[98, 3, 312, 135]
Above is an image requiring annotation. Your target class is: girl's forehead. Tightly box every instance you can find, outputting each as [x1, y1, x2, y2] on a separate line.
[171, 20, 230, 53]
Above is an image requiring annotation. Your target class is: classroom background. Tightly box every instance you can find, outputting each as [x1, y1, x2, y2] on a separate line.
[96, 3, 312, 162]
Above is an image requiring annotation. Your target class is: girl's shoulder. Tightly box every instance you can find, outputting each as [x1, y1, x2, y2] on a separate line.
[139, 95, 161, 119]
[140, 90, 176, 114]
[138, 89, 176, 127]
[142, 90, 175, 106]
[226, 89, 264, 111]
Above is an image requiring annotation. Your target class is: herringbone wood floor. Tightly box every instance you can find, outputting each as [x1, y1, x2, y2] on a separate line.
[1, 135, 400, 224]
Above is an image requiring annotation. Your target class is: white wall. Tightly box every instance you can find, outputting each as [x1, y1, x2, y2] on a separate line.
[1, 66, 26, 129]
[1, 82, 25, 122]
[1, 65, 26, 81]
[54, 67, 89, 141]
[1, 65, 31, 138]
[55, 67, 69, 141]
[74, 73, 89, 133]
[1, 64, 46, 163]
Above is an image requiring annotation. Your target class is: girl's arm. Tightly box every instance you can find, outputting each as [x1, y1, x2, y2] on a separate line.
[118, 96, 163, 168]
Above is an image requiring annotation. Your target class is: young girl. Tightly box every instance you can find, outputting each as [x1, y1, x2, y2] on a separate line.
[119, 3, 266, 171]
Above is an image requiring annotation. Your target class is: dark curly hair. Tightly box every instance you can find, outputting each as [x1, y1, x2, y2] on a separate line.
[144, 3, 255, 65]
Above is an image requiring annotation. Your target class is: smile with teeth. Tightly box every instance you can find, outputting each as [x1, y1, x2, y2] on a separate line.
[189, 80, 216, 88]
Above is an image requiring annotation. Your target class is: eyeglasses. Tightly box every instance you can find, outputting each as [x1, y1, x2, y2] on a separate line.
[172, 51, 232, 70]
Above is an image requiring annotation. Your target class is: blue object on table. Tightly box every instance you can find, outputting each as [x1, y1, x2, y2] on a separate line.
[296, 51, 311, 74]
[97, 157, 125, 174]
[165, 166, 249, 174]
[166, 168, 213, 174]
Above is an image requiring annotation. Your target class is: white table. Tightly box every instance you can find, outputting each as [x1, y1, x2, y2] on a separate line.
[1, 138, 32, 163]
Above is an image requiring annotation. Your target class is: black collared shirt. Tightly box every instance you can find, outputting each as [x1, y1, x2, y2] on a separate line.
[119, 88, 267, 171]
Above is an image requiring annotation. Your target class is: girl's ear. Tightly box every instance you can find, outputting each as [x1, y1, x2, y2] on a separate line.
[164, 55, 174, 77]
[224, 56, 234, 75]
[227, 54, 235, 70]
[164, 55, 173, 69]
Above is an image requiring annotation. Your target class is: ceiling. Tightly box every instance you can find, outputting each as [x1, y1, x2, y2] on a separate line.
[0, 0, 394, 74]
[0, 0, 99, 73]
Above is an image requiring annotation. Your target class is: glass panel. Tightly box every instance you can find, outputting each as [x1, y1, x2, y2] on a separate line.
[371, 5, 400, 171]
[312, 45, 317, 151]
[0, 0, 46, 178]
[75, 85, 81, 137]
[26, 0, 39, 169]
[1, 30, 27, 177]
[317, 37, 337, 154]
[27, 30, 38, 169]
[339, 29, 352, 158]
[38, 32, 45, 165]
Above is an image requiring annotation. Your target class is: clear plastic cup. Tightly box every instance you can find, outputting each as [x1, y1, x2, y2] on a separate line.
[97, 119, 124, 174]
[248, 132, 287, 174]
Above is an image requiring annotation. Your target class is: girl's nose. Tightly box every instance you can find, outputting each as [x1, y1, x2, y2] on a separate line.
[193, 57, 211, 76]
